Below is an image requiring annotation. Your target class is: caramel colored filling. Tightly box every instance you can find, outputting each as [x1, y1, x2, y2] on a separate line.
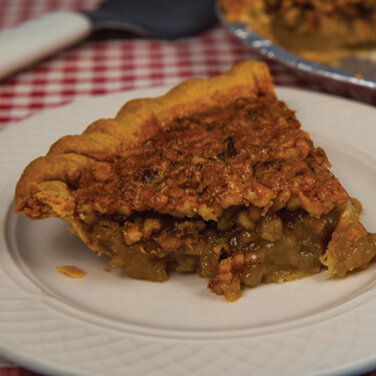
[80, 203, 342, 301]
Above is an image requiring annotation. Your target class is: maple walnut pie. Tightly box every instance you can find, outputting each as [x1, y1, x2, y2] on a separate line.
[15, 61, 376, 301]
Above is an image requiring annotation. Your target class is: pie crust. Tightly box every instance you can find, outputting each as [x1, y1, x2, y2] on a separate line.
[15, 60, 376, 301]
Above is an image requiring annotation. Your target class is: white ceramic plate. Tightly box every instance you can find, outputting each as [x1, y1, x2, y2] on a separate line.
[1, 87, 376, 376]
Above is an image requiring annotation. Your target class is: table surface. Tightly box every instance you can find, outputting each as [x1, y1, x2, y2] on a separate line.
[0, 1, 375, 376]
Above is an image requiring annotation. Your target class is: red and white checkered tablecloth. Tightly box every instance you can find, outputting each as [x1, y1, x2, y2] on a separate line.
[0, 1, 375, 376]
[0, 0, 317, 132]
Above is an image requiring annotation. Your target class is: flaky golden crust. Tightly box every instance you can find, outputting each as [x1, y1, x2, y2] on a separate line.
[15, 61, 273, 220]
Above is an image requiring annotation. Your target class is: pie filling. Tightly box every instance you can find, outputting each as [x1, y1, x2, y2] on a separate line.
[75, 200, 375, 302]
[86, 205, 330, 301]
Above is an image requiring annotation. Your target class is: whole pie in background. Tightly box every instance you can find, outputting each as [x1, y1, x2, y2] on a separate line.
[219, 0, 376, 64]
[14, 60, 376, 301]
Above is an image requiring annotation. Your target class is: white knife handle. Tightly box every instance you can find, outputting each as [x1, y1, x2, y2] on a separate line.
[0, 11, 92, 80]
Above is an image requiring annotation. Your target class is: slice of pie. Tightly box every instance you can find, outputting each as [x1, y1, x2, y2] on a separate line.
[15, 60, 376, 301]
[220, 0, 376, 63]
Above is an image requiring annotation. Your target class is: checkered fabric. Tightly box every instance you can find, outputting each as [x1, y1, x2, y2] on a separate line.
[0, 0, 315, 131]
[0, 1, 374, 376]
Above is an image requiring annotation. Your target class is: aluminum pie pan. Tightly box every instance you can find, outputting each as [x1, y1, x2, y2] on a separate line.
[218, 10, 376, 105]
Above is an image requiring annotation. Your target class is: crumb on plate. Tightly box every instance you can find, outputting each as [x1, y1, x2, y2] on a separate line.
[56, 265, 86, 278]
